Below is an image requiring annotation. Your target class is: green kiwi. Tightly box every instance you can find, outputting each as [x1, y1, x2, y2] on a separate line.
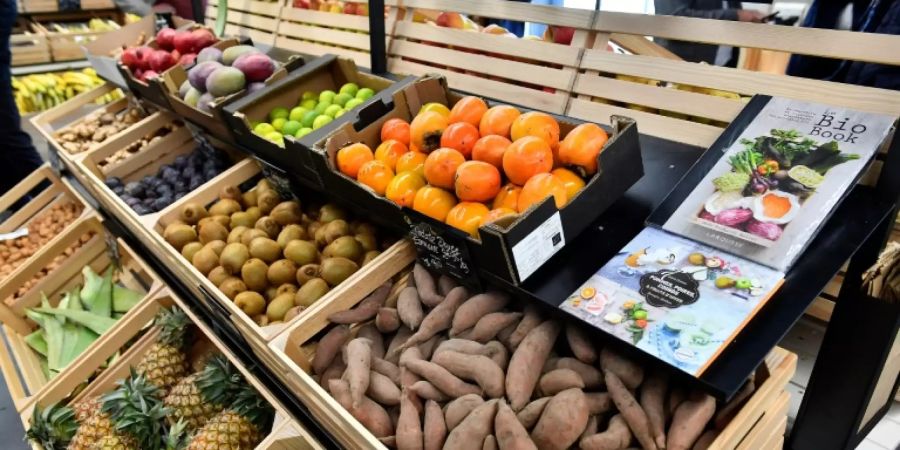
[266, 293, 295, 321]
[241, 258, 269, 292]
[295, 264, 321, 285]
[362, 250, 381, 266]
[320, 257, 359, 286]
[198, 221, 229, 244]
[257, 190, 280, 215]
[207, 266, 230, 286]
[242, 190, 258, 209]
[264, 286, 279, 301]
[294, 278, 330, 307]
[249, 237, 281, 263]
[284, 240, 318, 266]
[227, 226, 249, 244]
[245, 206, 262, 223]
[180, 203, 208, 225]
[164, 223, 197, 251]
[219, 277, 247, 300]
[277, 224, 307, 248]
[322, 235, 364, 262]
[270, 201, 303, 225]
[230, 211, 256, 229]
[352, 222, 378, 236]
[354, 232, 377, 253]
[307, 221, 323, 238]
[191, 247, 218, 275]
[314, 225, 328, 248]
[209, 198, 242, 216]
[276, 283, 298, 297]
[219, 243, 250, 274]
[219, 185, 242, 202]
[319, 204, 347, 222]
[255, 216, 280, 239]
[203, 240, 226, 256]
[234, 291, 266, 316]
[257, 179, 273, 192]
[267, 259, 298, 286]
[322, 219, 350, 245]
[241, 229, 268, 247]
[181, 241, 203, 262]
[283, 306, 304, 322]
[254, 314, 269, 326]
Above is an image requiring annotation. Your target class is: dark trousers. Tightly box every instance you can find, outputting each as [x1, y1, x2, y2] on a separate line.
[0, 1, 43, 196]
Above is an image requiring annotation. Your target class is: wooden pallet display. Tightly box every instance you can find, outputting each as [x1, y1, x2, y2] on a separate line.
[0, 215, 163, 414]
[11, 19, 51, 66]
[18, 289, 323, 450]
[387, 0, 593, 115]
[32, 17, 122, 62]
[206, 0, 285, 47]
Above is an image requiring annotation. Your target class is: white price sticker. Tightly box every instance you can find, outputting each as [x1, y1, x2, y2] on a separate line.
[0, 228, 28, 241]
[512, 212, 565, 282]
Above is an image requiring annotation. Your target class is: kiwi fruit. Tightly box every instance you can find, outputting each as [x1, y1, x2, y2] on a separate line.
[207, 266, 230, 286]
[257, 179, 273, 192]
[164, 223, 197, 251]
[314, 225, 328, 248]
[307, 221, 323, 238]
[255, 216, 280, 239]
[284, 306, 304, 322]
[267, 259, 298, 286]
[180, 203, 208, 225]
[355, 232, 377, 253]
[270, 201, 302, 225]
[249, 237, 281, 263]
[192, 247, 219, 275]
[296, 264, 321, 285]
[277, 224, 307, 248]
[204, 240, 226, 256]
[267, 293, 295, 321]
[264, 286, 279, 301]
[276, 283, 298, 297]
[227, 226, 249, 244]
[219, 277, 247, 300]
[245, 206, 262, 223]
[323, 235, 364, 262]
[241, 229, 268, 247]
[181, 242, 203, 262]
[320, 257, 359, 286]
[219, 185, 242, 202]
[319, 204, 347, 222]
[352, 222, 378, 236]
[241, 258, 269, 292]
[322, 219, 350, 245]
[230, 211, 256, 229]
[257, 190, 280, 215]
[234, 291, 266, 316]
[294, 278, 330, 307]
[254, 314, 269, 326]
[220, 243, 250, 274]
[242, 190, 258, 209]
[209, 198, 242, 216]
[284, 240, 318, 266]
[199, 221, 229, 244]
[362, 250, 381, 266]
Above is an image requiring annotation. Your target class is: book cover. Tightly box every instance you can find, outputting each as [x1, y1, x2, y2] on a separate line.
[559, 227, 784, 376]
[660, 97, 895, 271]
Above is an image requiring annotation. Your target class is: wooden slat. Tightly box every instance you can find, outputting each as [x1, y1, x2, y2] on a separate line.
[276, 36, 372, 68]
[0, 327, 28, 409]
[610, 33, 680, 60]
[402, 0, 594, 28]
[227, 0, 283, 17]
[278, 22, 371, 50]
[736, 391, 790, 450]
[280, 7, 371, 31]
[594, 11, 900, 66]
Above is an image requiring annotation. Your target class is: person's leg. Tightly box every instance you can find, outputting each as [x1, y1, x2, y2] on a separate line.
[0, 1, 44, 195]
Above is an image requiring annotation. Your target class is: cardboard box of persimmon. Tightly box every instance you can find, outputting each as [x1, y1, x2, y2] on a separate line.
[314, 75, 644, 285]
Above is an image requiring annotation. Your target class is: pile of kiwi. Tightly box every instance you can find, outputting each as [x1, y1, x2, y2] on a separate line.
[162, 178, 390, 326]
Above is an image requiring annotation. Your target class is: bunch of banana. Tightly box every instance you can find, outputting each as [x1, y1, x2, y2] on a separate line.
[88, 18, 120, 32]
[13, 68, 119, 114]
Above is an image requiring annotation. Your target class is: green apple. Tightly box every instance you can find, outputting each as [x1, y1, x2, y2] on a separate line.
[295, 127, 313, 138]
[344, 98, 364, 110]
[271, 117, 287, 132]
[269, 107, 289, 121]
[319, 90, 336, 104]
[339, 82, 359, 97]
[254, 122, 275, 135]
[289, 107, 309, 122]
[312, 114, 333, 130]
[282, 120, 302, 137]
[301, 111, 319, 128]
[264, 131, 284, 145]
[356, 88, 375, 101]
[301, 91, 317, 101]
[333, 92, 353, 107]
[301, 99, 317, 110]
[249, 120, 260, 129]
[324, 104, 343, 118]
[334, 109, 346, 118]
[314, 101, 332, 115]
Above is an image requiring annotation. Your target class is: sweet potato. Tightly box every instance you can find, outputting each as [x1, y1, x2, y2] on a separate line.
[403, 359, 481, 397]
[444, 394, 485, 430]
[605, 370, 657, 450]
[516, 397, 550, 430]
[668, 386, 687, 419]
[585, 392, 612, 415]
[506, 320, 562, 410]
[414, 264, 444, 307]
[566, 324, 598, 364]
[320, 358, 346, 392]
[539, 368, 586, 396]
[312, 325, 350, 374]
[497, 322, 517, 344]
[451, 291, 510, 336]
[372, 357, 401, 385]
[580, 414, 632, 450]
[424, 400, 447, 450]
[410, 381, 449, 402]
[379, 436, 397, 448]
[432, 350, 505, 398]
[692, 429, 719, 450]
[359, 323, 386, 359]
[387, 327, 413, 364]
[377, 307, 402, 333]
[398, 286, 470, 353]
[600, 347, 644, 390]
[531, 388, 589, 450]
[581, 415, 599, 441]
[668, 391, 715, 450]
[398, 286, 425, 330]
[461, 312, 523, 343]
[542, 357, 560, 375]
[495, 400, 537, 450]
[328, 281, 392, 324]
[330, 379, 394, 438]
[556, 357, 604, 389]
[417, 335, 442, 360]
[641, 372, 668, 450]
[438, 274, 458, 296]
[483, 435, 498, 450]
[368, 370, 402, 406]
[444, 400, 498, 450]
[507, 305, 541, 349]
[435, 339, 488, 357]
[485, 341, 509, 370]
[344, 338, 374, 408]
[713, 379, 754, 430]
[397, 390, 423, 450]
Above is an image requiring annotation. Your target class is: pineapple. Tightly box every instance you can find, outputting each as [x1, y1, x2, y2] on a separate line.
[67, 406, 113, 450]
[164, 354, 241, 431]
[72, 396, 102, 423]
[91, 369, 167, 450]
[25, 403, 78, 450]
[186, 381, 274, 450]
[138, 308, 191, 396]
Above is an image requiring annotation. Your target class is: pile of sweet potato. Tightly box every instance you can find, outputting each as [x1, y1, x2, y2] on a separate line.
[307, 264, 757, 450]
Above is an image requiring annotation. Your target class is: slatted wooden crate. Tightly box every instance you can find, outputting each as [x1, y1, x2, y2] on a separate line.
[19, 0, 57, 13]
[0, 215, 163, 414]
[206, 0, 285, 47]
[31, 20, 117, 62]
[81, 0, 116, 9]
[11, 21, 51, 67]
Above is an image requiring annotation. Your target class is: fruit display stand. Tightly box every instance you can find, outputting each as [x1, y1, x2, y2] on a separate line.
[11, 19, 51, 67]
[31, 19, 121, 63]
[204, 0, 284, 47]
[0, 215, 163, 414]
[18, 0, 58, 14]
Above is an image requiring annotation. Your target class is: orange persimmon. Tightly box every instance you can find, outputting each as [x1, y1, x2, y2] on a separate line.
[552, 167, 586, 200]
[480, 207, 517, 227]
[518, 173, 568, 212]
[381, 118, 411, 146]
[493, 183, 521, 210]
[454, 161, 501, 203]
[471, 135, 511, 169]
[424, 148, 466, 190]
[410, 111, 448, 153]
[374, 139, 409, 171]
[558, 123, 608, 175]
[510, 111, 560, 150]
[449, 96, 488, 127]
[412, 186, 457, 221]
[440, 122, 480, 158]
[336, 143, 374, 179]
[479, 105, 521, 138]
[445, 202, 490, 237]
[385, 171, 425, 207]
[357, 160, 394, 196]
[396, 151, 427, 177]
[502, 136, 553, 185]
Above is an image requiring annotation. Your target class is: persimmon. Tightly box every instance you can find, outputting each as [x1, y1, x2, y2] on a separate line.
[448, 96, 488, 126]
[357, 160, 394, 196]
[374, 139, 409, 171]
[420, 102, 451, 118]
[479, 105, 521, 138]
[502, 136, 553, 185]
[471, 135, 510, 169]
[445, 202, 490, 237]
[396, 151, 427, 177]
[410, 111, 448, 153]
[511, 111, 560, 150]
[381, 118, 410, 146]
[454, 161, 501, 203]
[493, 183, 521, 210]
[440, 122, 480, 158]
[385, 171, 425, 207]
[423, 148, 465, 190]
[412, 186, 457, 221]
[558, 123, 608, 175]
[552, 168, 586, 200]
[518, 173, 568, 212]
[336, 143, 374, 179]
[480, 207, 517, 227]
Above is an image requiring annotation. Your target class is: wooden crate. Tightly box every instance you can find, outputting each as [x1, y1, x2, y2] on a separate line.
[0, 215, 163, 414]
[81, 0, 116, 9]
[19, 0, 57, 13]
[32, 21, 113, 62]
[206, 0, 284, 47]
[11, 28, 51, 66]
[19, 289, 323, 450]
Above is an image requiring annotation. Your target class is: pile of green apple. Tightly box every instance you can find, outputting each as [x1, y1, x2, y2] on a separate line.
[251, 82, 375, 147]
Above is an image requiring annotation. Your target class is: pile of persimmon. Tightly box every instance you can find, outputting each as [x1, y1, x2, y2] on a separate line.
[335, 96, 609, 237]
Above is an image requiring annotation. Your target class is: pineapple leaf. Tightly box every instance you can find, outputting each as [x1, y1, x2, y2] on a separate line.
[25, 403, 78, 450]
[196, 354, 242, 406]
[101, 369, 168, 450]
[155, 308, 191, 349]
[229, 382, 275, 432]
